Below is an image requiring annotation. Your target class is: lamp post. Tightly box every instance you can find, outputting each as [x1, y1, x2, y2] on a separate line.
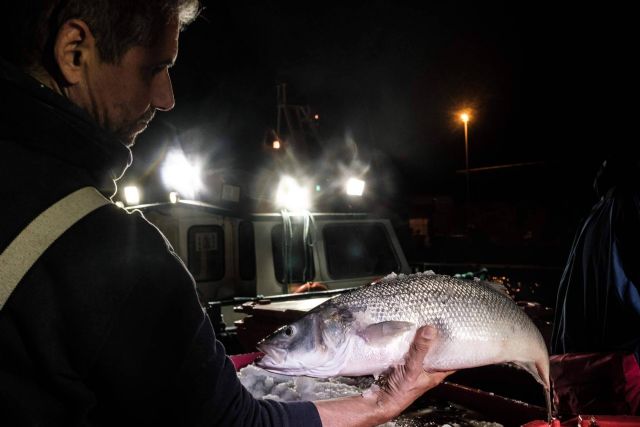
[460, 112, 470, 205]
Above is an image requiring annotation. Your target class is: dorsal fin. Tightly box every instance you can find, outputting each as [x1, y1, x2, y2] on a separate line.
[479, 278, 509, 296]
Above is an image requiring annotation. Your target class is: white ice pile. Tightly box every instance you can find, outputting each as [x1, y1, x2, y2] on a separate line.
[237, 364, 366, 402]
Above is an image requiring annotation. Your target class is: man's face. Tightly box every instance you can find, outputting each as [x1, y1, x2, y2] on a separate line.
[78, 18, 179, 146]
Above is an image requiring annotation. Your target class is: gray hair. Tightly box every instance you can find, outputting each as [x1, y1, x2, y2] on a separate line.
[3, 0, 200, 69]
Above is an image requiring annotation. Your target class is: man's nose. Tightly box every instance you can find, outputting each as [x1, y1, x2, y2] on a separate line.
[152, 69, 175, 112]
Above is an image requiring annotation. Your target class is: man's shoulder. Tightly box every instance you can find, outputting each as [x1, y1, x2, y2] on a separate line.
[89, 202, 174, 248]
[51, 200, 192, 288]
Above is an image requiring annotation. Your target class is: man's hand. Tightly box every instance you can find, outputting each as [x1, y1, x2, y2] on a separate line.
[368, 325, 455, 419]
[314, 325, 454, 426]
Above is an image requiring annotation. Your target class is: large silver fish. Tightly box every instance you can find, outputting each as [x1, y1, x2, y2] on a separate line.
[256, 272, 551, 416]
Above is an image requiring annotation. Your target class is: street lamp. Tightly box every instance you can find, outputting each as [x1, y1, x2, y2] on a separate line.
[460, 112, 471, 205]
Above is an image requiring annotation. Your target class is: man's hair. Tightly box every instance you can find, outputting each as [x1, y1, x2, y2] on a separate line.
[2, 0, 199, 70]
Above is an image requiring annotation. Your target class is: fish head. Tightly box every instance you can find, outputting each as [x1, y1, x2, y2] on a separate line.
[256, 305, 354, 377]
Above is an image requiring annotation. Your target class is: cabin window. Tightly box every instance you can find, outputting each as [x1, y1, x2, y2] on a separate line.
[187, 225, 225, 282]
[323, 223, 399, 279]
[271, 223, 315, 284]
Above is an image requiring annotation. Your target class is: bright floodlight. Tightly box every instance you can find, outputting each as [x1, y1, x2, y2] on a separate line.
[169, 192, 179, 204]
[273, 140, 281, 150]
[276, 176, 310, 211]
[124, 186, 140, 205]
[161, 149, 203, 199]
[346, 178, 365, 196]
[460, 112, 470, 123]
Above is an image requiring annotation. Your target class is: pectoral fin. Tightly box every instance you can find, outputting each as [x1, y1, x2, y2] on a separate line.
[360, 321, 415, 346]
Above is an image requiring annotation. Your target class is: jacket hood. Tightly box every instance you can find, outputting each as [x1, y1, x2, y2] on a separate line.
[593, 155, 640, 198]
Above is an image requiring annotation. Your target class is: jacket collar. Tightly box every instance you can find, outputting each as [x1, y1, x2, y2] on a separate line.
[0, 58, 132, 196]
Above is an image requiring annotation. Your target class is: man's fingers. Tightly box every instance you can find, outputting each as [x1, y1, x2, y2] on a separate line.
[405, 325, 437, 372]
[376, 325, 455, 418]
[420, 325, 437, 340]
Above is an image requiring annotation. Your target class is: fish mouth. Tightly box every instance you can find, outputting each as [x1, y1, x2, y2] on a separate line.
[256, 345, 287, 367]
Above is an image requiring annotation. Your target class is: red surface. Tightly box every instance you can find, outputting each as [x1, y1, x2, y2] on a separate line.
[551, 352, 640, 416]
[229, 352, 263, 371]
[523, 419, 560, 427]
[524, 415, 640, 427]
[625, 353, 640, 414]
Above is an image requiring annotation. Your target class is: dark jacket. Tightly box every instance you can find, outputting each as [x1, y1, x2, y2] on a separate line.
[551, 157, 640, 362]
[0, 59, 320, 426]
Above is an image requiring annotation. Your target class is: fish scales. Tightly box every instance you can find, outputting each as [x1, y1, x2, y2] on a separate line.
[321, 274, 543, 369]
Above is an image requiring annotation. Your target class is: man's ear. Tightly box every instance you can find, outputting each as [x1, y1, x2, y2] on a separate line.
[53, 19, 96, 86]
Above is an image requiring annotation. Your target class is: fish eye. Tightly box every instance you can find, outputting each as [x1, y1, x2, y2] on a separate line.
[284, 326, 295, 337]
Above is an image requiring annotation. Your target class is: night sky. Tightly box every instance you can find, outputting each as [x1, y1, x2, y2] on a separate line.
[130, 4, 627, 212]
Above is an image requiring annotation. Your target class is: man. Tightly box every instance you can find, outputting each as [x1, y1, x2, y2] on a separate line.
[552, 154, 640, 359]
[551, 153, 640, 414]
[0, 1, 451, 425]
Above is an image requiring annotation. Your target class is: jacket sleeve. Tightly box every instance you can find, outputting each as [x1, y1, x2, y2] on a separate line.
[611, 192, 640, 317]
[551, 190, 640, 359]
[180, 311, 321, 427]
[85, 209, 321, 426]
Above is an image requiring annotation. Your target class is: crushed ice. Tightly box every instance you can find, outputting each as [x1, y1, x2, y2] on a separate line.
[238, 364, 368, 402]
[379, 270, 435, 283]
[238, 364, 502, 427]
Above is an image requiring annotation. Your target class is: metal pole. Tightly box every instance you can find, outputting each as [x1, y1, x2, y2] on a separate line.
[464, 120, 469, 205]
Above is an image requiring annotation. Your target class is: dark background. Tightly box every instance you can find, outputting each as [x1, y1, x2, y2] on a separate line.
[127, 4, 631, 272]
